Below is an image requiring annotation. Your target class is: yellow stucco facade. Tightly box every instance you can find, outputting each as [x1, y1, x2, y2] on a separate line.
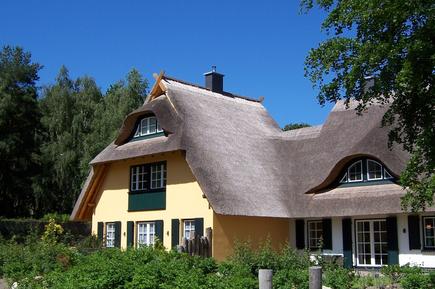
[212, 213, 290, 261]
[91, 150, 213, 250]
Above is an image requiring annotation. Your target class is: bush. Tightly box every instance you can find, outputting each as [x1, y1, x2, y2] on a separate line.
[323, 267, 355, 289]
[401, 272, 431, 289]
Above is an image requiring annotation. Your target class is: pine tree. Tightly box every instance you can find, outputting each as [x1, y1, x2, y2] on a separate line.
[0, 46, 41, 217]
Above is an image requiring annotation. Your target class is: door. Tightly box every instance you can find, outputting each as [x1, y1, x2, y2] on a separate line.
[356, 219, 388, 266]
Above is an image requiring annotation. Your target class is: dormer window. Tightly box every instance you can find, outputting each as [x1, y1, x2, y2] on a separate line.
[340, 158, 394, 184]
[132, 116, 163, 139]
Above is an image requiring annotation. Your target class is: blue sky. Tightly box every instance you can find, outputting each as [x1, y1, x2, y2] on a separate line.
[1, 0, 333, 127]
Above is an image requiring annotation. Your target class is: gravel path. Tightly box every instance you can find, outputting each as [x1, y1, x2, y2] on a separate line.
[0, 279, 7, 289]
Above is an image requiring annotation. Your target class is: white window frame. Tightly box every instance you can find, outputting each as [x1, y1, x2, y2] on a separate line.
[367, 160, 383, 181]
[423, 216, 435, 249]
[106, 223, 115, 248]
[183, 220, 196, 240]
[137, 221, 156, 247]
[131, 165, 148, 192]
[307, 220, 323, 250]
[150, 163, 166, 189]
[384, 169, 393, 179]
[134, 116, 163, 138]
[355, 219, 388, 267]
[348, 160, 363, 182]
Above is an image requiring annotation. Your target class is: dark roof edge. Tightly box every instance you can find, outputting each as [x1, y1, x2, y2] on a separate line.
[162, 75, 262, 103]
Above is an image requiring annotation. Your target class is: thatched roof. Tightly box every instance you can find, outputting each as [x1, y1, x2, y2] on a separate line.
[71, 74, 422, 221]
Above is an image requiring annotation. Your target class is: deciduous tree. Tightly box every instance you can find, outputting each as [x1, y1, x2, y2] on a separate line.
[302, 0, 435, 211]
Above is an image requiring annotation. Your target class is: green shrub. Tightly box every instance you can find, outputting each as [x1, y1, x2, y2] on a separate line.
[41, 213, 71, 223]
[401, 272, 431, 289]
[274, 268, 309, 289]
[323, 267, 355, 289]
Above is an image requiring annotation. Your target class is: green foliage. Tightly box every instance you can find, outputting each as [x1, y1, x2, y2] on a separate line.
[41, 213, 70, 222]
[81, 69, 148, 176]
[0, 45, 42, 217]
[41, 218, 64, 244]
[282, 122, 311, 131]
[4, 239, 435, 289]
[401, 272, 431, 289]
[323, 267, 355, 289]
[302, 0, 435, 211]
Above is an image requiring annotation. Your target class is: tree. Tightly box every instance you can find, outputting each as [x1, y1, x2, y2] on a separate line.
[0, 46, 42, 217]
[35, 66, 102, 214]
[81, 69, 148, 175]
[302, 0, 435, 211]
[282, 123, 311, 131]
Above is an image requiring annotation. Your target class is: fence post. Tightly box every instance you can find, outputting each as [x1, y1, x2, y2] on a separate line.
[309, 266, 322, 289]
[258, 269, 272, 289]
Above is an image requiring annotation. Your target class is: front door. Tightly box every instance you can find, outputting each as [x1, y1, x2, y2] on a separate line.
[356, 219, 388, 266]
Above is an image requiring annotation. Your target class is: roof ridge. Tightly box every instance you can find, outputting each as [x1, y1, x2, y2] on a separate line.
[162, 75, 261, 103]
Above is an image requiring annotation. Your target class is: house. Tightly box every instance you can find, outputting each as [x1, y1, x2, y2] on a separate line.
[71, 69, 435, 267]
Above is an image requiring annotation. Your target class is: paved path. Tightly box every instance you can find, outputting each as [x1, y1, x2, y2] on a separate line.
[0, 279, 8, 289]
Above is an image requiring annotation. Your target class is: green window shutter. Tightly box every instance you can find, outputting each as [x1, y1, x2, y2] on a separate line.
[97, 222, 104, 242]
[155, 220, 164, 244]
[295, 219, 305, 249]
[342, 218, 353, 268]
[322, 218, 332, 250]
[194, 218, 204, 237]
[114, 221, 122, 248]
[127, 221, 134, 248]
[171, 219, 180, 248]
[408, 215, 421, 250]
[386, 216, 399, 264]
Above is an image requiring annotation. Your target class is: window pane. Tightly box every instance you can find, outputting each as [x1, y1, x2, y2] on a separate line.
[348, 161, 362, 181]
[141, 118, 148, 135]
[157, 120, 163, 132]
[106, 223, 115, 248]
[134, 125, 141, 137]
[368, 160, 383, 180]
[148, 117, 157, 134]
[384, 169, 393, 179]
[150, 163, 166, 189]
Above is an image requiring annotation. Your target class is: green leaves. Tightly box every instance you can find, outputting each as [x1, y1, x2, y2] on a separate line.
[303, 0, 435, 211]
[0, 46, 41, 217]
[0, 44, 149, 217]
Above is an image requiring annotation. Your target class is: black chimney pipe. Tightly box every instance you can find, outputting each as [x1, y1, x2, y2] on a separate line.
[204, 66, 224, 93]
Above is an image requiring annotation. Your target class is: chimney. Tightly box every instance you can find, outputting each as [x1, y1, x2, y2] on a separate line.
[204, 66, 224, 93]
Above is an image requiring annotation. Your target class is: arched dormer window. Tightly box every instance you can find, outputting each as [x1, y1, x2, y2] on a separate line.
[340, 158, 394, 184]
[131, 115, 164, 140]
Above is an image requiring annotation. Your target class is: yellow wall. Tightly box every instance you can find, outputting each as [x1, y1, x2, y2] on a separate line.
[212, 213, 290, 261]
[92, 150, 213, 250]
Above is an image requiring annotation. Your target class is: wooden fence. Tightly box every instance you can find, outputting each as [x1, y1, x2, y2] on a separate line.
[177, 227, 212, 258]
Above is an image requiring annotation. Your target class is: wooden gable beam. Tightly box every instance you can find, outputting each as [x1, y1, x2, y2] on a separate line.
[147, 71, 166, 102]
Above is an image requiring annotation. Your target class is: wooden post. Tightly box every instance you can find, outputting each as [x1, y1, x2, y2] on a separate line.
[258, 269, 272, 289]
[309, 266, 322, 289]
[206, 227, 212, 257]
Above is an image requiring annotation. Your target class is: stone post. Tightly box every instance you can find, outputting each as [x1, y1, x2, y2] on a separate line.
[309, 266, 322, 289]
[258, 269, 272, 289]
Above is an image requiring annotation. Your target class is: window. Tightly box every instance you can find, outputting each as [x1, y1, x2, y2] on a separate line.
[356, 220, 387, 266]
[150, 163, 166, 189]
[423, 217, 435, 249]
[137, 222, 155, 247]
[130, 162, 166, 192]
[184, 220, 195, 240]
[367, 160, 383, 180]
[131, 165, 148, 191]
[340, 158, 395, 184]
[106, 223, 115, 248]
[348, 160, 363, 182]
[133, 116, 163, 138]
[307, 220, 323, 249]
